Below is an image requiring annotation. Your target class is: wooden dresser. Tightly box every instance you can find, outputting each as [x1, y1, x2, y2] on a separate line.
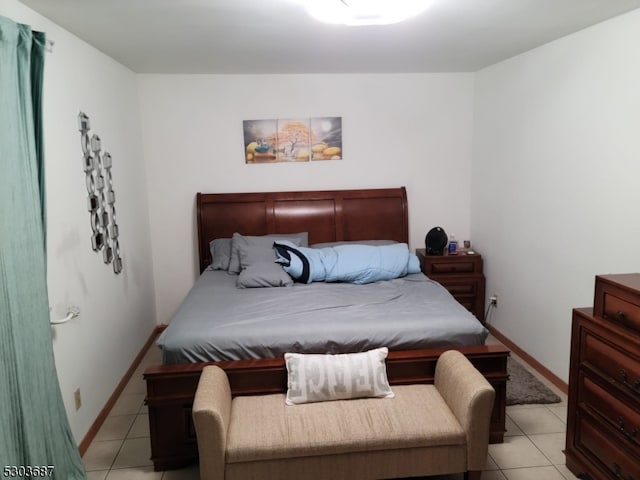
[565, 273, 640, 480]
[416, 248, 486, 321]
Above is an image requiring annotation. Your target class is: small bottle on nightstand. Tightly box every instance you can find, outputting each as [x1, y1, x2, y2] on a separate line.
[448, 235, 458, 254]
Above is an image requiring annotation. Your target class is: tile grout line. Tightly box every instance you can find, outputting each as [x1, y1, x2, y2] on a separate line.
[518, 404, 573, 479]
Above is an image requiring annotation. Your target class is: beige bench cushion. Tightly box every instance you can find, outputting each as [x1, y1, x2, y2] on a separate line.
[226, 384, 466, 463]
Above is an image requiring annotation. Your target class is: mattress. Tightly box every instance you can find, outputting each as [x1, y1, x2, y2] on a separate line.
[157, 270, 488, 364]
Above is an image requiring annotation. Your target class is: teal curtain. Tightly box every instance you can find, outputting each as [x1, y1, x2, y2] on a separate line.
[0, 15, 85, 480]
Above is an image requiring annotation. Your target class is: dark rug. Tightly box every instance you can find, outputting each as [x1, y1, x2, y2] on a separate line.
[507, 357, 561, 405]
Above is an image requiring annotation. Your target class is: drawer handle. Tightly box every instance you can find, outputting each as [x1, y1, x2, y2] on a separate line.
[617, 417, 639, 444]
[613, 462, 634, 480]
[619, 369, 640, 394]
[616, 310, 628, 324]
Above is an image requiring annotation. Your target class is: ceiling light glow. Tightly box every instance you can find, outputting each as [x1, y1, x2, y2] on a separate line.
[302, 0, 432, 26]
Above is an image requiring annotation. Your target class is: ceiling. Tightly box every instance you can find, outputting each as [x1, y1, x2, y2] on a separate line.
[20, 0, 640, 74]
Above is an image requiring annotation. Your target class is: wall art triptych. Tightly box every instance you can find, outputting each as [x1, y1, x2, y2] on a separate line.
[243, 117, 342, 164]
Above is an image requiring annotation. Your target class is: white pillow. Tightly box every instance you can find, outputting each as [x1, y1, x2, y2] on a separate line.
[284, 347, 395, 405]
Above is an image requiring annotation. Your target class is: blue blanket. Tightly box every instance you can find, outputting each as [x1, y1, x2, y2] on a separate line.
[273, 241, 421, 284]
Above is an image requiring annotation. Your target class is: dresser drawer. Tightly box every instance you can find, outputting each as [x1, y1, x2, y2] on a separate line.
[582, 331, 640, 400]
[595, 274, 640, 334]
[600, 292, 640, 333]
[579, 373, 640, 450]
[575, 412, 640, 480]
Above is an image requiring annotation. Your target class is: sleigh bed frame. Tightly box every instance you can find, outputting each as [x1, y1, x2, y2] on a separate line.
[144, 186, 509, 471]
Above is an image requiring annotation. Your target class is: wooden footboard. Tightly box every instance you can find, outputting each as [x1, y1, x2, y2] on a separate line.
[144, 345, 509, 471]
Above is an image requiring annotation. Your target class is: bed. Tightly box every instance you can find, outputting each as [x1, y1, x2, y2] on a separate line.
[158, 270, 489, 363]
[144, 187, 509, 471]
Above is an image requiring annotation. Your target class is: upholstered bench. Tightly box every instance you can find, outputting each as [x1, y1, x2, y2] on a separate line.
[192, 350, 495, 480]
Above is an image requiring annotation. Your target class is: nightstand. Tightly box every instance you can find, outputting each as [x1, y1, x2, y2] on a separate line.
[416, 248, 486, 322]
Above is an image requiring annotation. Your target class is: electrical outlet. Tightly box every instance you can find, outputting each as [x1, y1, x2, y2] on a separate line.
[73, 388, 82, 411]
[490, 294, 498, 307]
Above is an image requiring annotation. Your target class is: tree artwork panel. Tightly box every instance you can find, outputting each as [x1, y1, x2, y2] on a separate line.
[310, 117, 342, 161]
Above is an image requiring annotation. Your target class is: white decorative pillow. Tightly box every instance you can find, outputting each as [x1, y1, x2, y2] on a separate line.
[284, 347, 395, 405]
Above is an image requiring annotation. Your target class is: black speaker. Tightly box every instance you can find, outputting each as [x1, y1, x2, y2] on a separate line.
[425, 227, 448, 255]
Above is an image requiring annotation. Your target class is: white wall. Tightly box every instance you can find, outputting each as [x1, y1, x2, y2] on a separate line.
[471, 10, 640, 381]
[1, 0, 156, 442]
[138, 73, 476, 324]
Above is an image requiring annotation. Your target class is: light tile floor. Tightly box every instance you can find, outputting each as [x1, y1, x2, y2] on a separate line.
[82, 336, 578, 479]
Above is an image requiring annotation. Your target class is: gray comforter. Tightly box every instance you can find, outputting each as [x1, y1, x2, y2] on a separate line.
[157, 270, 488, 363]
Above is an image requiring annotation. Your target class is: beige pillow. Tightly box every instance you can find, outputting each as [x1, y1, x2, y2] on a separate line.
[284, 347, 394, 405]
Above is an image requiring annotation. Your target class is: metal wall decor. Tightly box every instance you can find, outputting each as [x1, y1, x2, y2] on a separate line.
[78, 112, 123, 274]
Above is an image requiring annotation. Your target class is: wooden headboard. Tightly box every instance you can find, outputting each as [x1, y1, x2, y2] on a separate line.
[196, 187, 408, 273]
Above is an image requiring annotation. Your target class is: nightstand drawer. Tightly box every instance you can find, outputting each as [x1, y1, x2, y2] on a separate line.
[595, 274, 640, 334]
[417, 250, 482, 277]
[430, 261, 476, 275]
[440, 283, 475, 295]
[454, 297, 475, 312]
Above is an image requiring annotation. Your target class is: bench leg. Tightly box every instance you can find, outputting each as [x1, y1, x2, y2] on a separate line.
[465, 471, 482, 480]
